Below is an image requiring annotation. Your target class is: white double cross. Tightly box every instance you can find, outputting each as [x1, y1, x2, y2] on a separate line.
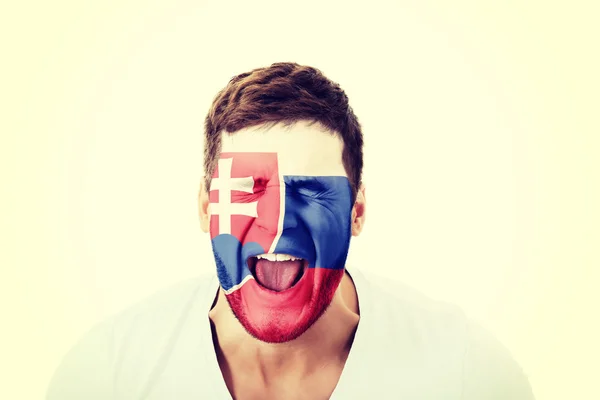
[210, 158, 258, 235]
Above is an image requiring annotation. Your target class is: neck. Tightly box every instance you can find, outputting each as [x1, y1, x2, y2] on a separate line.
[209, 271, 360, 384]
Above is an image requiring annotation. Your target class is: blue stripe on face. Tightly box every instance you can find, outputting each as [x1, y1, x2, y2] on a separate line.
[211, 176, 354, 291]
[274, 176, 353, 270]
[212, 236, 264, 291]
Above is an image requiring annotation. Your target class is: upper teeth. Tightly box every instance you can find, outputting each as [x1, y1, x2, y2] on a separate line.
[256, 253, 300, 261]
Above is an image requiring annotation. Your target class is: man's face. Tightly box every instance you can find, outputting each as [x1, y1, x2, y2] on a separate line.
[202, 121, 358, 343]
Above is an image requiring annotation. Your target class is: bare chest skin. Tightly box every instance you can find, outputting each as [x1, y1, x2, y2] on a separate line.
[211, 314, 357, 400]
[218, 352, 349, 400]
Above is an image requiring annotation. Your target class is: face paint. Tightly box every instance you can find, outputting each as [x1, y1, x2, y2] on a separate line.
[209, 151, 353, 343]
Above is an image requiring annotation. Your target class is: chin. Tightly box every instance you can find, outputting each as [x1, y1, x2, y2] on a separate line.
[225, 267, 345, 343]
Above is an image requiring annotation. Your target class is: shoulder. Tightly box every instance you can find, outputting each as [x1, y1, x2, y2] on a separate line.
[97, 273, 217, 356]
[109, 274, 216, 337]
[351, 267, 469, 344]
[348, 267, 535, 399]
[461, 320, 535, 399]
[46, 274, 217, 399]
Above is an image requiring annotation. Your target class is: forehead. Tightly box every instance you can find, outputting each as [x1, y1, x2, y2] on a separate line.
[221, 121, 346, 177]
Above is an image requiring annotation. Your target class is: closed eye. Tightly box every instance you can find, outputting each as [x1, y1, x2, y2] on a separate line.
[235, 177, 256, 193]
[291, 186, 332, 200]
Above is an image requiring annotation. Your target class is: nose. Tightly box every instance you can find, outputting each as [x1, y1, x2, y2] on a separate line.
[280, 191, 309, 231]
[251, 184, 283, 235]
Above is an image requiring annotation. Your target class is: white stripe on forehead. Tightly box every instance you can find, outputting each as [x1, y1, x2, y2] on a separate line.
[221, 121, 347, 177]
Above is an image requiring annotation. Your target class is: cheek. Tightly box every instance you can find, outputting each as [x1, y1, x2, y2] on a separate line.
[307, 204, 337, 230]
[298, 202, 352, 268]
[299, 201, 352, 239]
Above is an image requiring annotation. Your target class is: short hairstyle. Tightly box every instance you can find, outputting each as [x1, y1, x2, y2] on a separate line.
[203, 62, 364, 201]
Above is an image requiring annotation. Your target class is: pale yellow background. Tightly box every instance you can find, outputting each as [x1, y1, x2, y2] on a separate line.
[2, 1, 598, 399]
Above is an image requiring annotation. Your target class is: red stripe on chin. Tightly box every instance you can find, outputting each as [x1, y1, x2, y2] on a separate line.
[226, 268, 344, 343]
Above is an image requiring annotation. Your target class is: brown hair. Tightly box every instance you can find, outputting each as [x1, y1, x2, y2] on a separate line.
[204, 62, 364, 201]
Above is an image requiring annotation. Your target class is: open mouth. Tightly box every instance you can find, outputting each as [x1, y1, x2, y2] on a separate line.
[248, 254, 308, 292]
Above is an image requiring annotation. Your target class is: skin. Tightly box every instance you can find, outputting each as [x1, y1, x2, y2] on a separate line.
[198, 121, 367, 399]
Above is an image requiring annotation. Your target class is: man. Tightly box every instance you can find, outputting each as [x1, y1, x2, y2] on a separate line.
[47, 62, 535, 399]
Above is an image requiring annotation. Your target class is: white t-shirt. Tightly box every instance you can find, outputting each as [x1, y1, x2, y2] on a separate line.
[47, 266, 535, 399]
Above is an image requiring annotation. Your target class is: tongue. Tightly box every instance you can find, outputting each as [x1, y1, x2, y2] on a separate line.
[255, 259, 303, 291]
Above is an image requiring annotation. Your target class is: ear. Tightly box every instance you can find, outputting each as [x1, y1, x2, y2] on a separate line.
[351, 184, 366, 237]
[198, 178, 210, 233]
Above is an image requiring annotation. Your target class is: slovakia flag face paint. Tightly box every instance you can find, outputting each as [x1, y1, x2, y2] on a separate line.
[209, 148, 353, 343]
